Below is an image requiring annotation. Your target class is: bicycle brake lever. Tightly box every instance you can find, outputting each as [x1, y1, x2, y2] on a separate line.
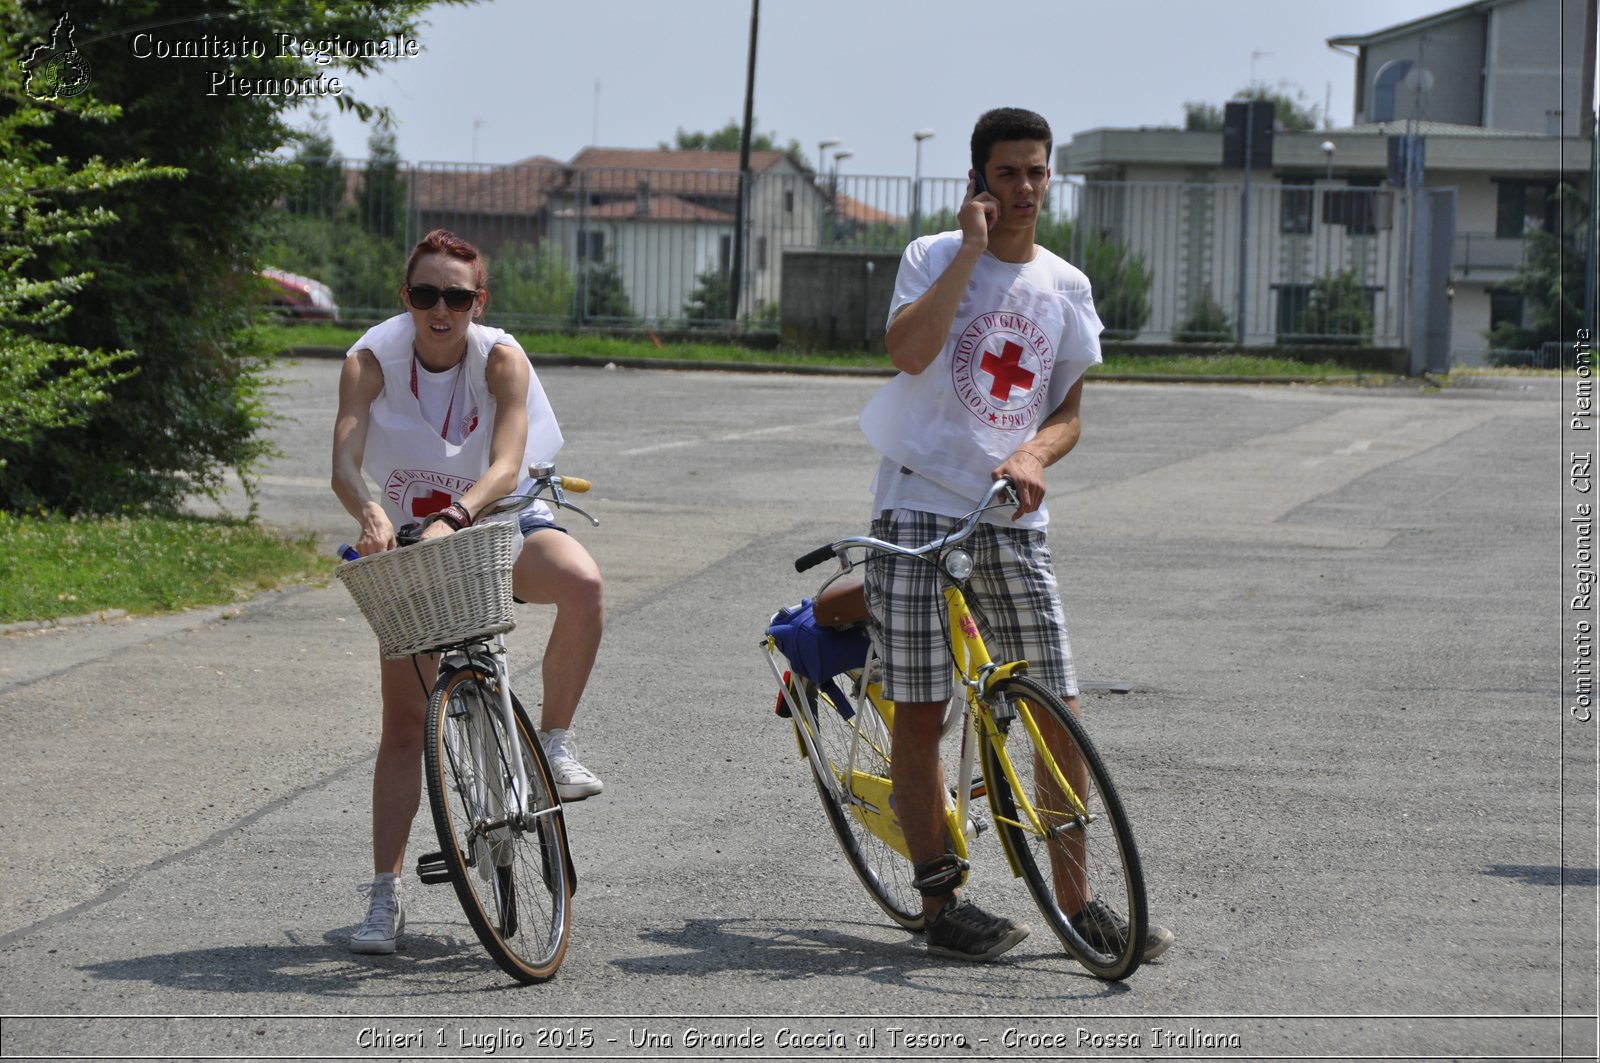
[556, 496, 600, 527]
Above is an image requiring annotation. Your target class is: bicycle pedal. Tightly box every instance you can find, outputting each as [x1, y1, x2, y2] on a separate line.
[950, 777, 987, 800]
[415, 851, 452, 885]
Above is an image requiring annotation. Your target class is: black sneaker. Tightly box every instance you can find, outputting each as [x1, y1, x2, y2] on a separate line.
[925, 897, 1029, 961]
[1070, 898, 1174, 961]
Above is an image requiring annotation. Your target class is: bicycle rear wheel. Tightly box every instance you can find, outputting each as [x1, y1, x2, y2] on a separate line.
[789, 671, 923, 930]
[982, 675, 1147, 980]
[424, 665, 573, 983]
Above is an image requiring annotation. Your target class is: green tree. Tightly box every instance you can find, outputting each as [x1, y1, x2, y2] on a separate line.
[284, 127, 344, 216]
[1487, 183, 1589, 356]
[1184, 82, 1324, 132]
[662, 119, 806, 166]
[259, 211, 405, 317]
[682, 265, 732, 326]
[1035, 216, 1154, 340]
[1285, 270, 1373, 344]
[3, 0, 461, 514]
[578, 260, 635, 321]
[0, 34, 177, 466]
[490, 242, 577, 322]
[358, 128, 406, 240]
[1174, 292, 1234, 343]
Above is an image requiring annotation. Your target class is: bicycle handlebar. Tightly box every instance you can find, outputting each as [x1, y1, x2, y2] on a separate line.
[794, 477, 1017, 572]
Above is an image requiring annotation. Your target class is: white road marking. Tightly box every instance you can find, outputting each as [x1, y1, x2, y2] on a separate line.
[621, 414, 859, 457]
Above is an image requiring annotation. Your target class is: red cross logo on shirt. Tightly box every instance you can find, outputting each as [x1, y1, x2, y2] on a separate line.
[980, 341, 1035, 400]
[411, 489, 452, 518]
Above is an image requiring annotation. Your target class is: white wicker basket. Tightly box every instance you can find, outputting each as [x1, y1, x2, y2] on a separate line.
[336, 521, 518, 657]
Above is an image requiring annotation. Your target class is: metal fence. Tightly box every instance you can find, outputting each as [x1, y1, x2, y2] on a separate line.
[270, 158, 1444, 349]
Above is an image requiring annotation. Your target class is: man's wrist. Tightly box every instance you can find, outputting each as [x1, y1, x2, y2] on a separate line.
[1013, 447, 1048, 467]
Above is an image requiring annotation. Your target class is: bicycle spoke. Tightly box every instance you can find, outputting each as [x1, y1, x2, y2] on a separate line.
[424, 667, 572, 983]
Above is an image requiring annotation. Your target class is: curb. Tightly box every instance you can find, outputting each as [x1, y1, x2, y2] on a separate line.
[1, 608, 129, 636]
[278, 347, 1383, 386]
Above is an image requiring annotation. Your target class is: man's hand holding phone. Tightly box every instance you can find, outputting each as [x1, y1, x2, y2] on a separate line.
[961, 169, 996, 247]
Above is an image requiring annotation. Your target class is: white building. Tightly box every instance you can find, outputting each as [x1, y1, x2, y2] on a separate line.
[1057, 0, 1593, 363]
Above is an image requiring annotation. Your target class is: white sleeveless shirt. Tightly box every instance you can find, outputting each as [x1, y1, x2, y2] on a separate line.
[348, 314, 563, 528]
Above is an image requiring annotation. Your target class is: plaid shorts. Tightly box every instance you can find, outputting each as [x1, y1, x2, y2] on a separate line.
[862, 509, 1078, 704]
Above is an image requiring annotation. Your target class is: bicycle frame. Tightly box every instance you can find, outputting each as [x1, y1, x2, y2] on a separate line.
[765, 477, 1095, 885]
[941, 584, 1094, 858]
[445, 636, 536, 837]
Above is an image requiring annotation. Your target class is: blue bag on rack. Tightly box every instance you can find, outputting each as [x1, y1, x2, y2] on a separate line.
[766, 598, 870, 719]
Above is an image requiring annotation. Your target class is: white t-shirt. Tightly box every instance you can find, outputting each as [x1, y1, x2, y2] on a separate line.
[859, 232, 1103, 528]
[348, 314, 563, 529]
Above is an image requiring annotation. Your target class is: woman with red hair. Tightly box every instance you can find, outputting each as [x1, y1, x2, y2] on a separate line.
[331, 229, 604, 955]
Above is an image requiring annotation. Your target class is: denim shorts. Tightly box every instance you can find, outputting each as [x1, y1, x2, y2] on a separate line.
[862, 509, 1077, 704]
[517, 510, 569, 538]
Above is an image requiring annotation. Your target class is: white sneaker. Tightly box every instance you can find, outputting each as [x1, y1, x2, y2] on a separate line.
[539, 728, 604, 800]
[350, 873, 404, 954]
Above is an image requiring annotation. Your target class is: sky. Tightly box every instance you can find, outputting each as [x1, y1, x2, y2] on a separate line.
[309, 0, 1461, 177]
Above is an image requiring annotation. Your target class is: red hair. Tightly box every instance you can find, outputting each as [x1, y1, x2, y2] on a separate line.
[404, 229, 487, 290]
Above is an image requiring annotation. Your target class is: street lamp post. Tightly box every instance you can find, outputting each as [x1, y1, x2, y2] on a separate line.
[1320, 139, 1336, 182]
[912, 128, 935, 239]
[828, 149, 852, 246]
[817, 137, 839, 188]
[816, 137, 840, 248]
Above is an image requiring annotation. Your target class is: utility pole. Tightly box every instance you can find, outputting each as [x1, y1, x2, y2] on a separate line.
[729, 0, 759, 324]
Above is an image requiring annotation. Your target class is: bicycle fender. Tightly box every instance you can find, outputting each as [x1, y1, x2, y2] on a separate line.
[980, 660, 1030, 697]
[512, 689, 580, 897]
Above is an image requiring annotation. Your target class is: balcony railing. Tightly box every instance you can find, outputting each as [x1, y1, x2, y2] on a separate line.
[1454, 231, 1528, 277]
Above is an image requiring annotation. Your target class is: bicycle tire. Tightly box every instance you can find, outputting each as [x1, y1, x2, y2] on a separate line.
[981, 675, 1147, 980]
[424, 665, 573, 983]
[790, 672, 924, 930]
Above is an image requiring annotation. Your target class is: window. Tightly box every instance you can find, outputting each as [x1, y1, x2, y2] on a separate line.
[1280, 177, 1313, 234]
[1322, 177, 1381, 235]
[1489, 288, 1524, 331]
[718, 234, 732, 275]
[783, 189, 795, 214]
[1495, 180, 1555, 238]
[1275, 284, 1311, 339]
[578, 231, 604, 262]
[756, 236, 768, 271]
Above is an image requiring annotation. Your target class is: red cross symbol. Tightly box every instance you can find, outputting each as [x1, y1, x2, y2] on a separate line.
[411, 489, 452, 518]
[980, 341, 1035, 400]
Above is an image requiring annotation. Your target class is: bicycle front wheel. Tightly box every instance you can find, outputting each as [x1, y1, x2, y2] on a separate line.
[790, 672, 924, 930]
[424, 665, 573, 983]
[982, 676, 1147, 980]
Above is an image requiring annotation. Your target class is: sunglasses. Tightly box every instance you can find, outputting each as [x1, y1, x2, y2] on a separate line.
[406, 285, 478, 312]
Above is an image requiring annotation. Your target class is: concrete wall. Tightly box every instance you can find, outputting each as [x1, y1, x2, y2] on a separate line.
[780, 250, 902, 352]
[1483, 0, 1587, 135]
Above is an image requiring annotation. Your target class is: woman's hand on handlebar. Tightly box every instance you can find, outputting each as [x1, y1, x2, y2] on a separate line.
[418, 518, 455, 543]
[353, 503, 397, 556]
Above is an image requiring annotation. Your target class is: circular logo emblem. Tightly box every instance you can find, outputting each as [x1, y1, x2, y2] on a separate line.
[45, 51, 92, 98]
[383, 469, 477, 522]
[950, 311, 1054, 431]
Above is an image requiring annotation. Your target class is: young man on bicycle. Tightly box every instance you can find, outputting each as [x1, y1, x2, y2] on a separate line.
[862, 107, 1173, 962]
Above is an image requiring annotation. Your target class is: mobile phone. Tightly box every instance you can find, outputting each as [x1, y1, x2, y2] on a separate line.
[971, 169, 989, 197]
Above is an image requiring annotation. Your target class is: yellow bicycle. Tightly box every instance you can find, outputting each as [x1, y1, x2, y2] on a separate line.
[764, 478, 1150, 979]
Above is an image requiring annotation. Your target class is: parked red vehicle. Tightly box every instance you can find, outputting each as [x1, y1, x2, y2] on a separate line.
[259, 268, 339, 320]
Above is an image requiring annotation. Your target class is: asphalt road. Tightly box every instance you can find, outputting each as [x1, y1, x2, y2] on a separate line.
[0, 359, 1592, 1061]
